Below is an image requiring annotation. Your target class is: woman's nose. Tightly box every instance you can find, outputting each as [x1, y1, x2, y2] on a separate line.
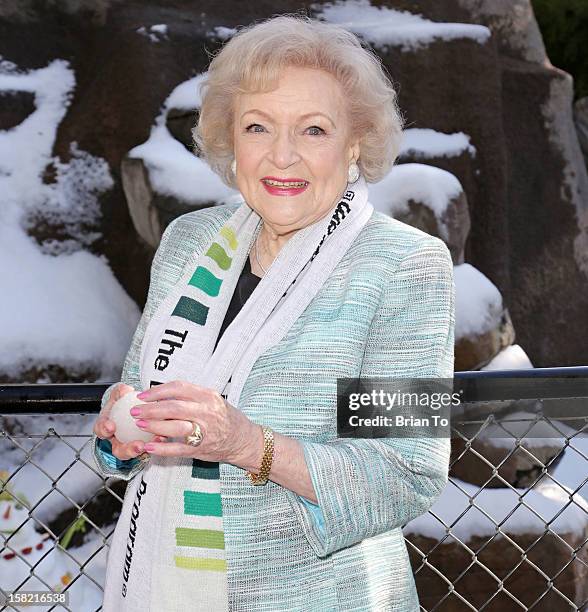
[269, 130, 301, 169]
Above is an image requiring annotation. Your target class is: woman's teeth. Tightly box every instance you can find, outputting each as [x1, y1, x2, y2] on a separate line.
[262, 179, 308, 187]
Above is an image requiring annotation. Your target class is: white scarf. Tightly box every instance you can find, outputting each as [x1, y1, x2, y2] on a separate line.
[101, 177, 373, 611]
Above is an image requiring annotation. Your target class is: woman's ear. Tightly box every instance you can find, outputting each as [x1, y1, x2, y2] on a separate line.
[348, 139, 361, 164]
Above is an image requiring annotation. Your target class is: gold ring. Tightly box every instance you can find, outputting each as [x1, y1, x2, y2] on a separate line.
[185, 421, 204, 447]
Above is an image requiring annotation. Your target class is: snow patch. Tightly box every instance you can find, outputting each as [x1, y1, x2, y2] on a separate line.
[0, 59, 140, 380]
[405, 423, 588, 540]
[136, 24, 168, 43]
[208, 26, 237, 40]
[404, 472, 588, 540]
[368, 163, 463, 241]
[400, 128, 476, 159]
[128, 73, 240, 205]
[481, 345, 534, 371]
[454, 263, 503, 339]
[313, 0, 491, 51]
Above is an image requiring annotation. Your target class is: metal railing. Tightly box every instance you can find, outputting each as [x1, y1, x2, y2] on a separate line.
[0, 367, 587, 611]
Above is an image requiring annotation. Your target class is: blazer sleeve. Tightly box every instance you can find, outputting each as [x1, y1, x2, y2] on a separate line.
[284, 236, 455, 558]
[92, 218, 182, 481]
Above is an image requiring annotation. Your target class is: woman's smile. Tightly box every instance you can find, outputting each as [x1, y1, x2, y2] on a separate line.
[261, 176, 310, 196]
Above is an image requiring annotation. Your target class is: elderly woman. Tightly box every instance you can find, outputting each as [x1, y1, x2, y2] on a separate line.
[92, 14, 454, 612]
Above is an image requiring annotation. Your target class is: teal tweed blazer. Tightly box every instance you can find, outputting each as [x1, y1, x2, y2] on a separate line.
[94, 202, 455, 611]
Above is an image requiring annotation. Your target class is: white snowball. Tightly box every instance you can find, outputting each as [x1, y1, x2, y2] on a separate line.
[110, 391, 155, 444]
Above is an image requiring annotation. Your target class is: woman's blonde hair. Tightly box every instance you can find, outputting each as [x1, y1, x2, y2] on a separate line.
[192, 14, 405, 188]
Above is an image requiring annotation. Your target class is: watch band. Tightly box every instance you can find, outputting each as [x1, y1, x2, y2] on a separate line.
[246, 426, 274, 485]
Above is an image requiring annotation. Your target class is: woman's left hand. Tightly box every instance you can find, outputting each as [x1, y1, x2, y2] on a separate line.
[131, 380, 262, 467]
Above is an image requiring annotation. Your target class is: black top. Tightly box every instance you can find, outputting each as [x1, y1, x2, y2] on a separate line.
[213, 256, 262, 351]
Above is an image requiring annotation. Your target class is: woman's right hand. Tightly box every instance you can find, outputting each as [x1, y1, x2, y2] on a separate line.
[93, 383, 162, 460]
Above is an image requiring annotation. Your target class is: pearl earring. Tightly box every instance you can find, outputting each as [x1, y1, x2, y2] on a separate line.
[231, 159, 237, 175]
[348, 161, 360, 183]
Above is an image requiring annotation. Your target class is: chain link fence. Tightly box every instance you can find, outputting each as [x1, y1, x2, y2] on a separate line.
[1, 368, 587, 611]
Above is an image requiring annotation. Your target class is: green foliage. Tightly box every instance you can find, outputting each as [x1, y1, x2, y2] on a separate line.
[532, 0, 588, 99]
[59, 514, 87, 550]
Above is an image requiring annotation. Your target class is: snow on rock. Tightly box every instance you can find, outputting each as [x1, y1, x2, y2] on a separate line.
[128, 73, 240, 206]
[469, 410, 568, 449]
[544, 429, 588, 504]
[136, 24, 168, 43]
[454, 263, 503, 340]
[1, 244, 141, 381]
[24, 142, 111, 254]
[481, 344, 534, 370]
[208, 26, 237, 40]
[405, 411, 588, 541]
[0, 59, 140, 380]
[368, 162, 463, 240]
[404, 471, 588, 541]
[313, 0, 491, 51]
[400, 128, 477, 159]
[165, 74, 206, 110]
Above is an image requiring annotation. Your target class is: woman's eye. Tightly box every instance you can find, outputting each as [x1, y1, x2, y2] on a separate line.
[245, 124, 265, 133]
[306, 126, 325, 136]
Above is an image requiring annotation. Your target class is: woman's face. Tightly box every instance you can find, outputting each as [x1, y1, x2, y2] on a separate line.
[233, 66, 360, 235]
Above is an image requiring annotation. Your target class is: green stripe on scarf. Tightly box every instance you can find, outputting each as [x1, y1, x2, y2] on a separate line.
[219, 226, 238, 251]
[188, 267, 223, 297]
[184, 491, 222, 517]
[192, 459, 220, 479]
[206, 243, 232, 270]
[172, 296, 209, 325]
[175, 527, 225, 549]
[174, 556, 227, 572]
